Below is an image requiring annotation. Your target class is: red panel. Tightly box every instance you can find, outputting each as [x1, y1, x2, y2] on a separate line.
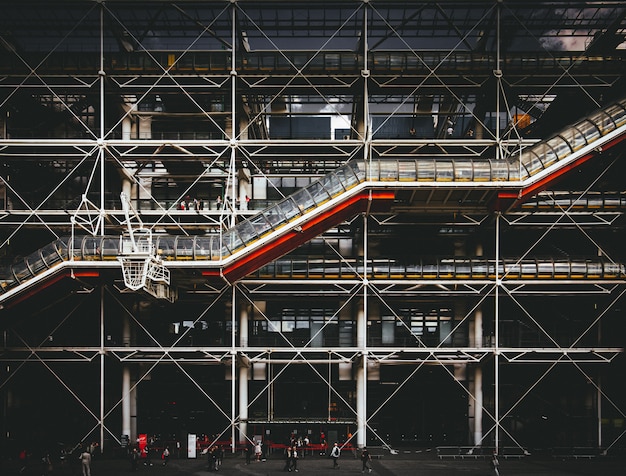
[221, 190, 394, 282]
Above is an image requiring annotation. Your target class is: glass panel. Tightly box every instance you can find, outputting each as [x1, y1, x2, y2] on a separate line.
[101, 237, 119, 258]
[349, 160, 366, 181]
[603, 263, 619, 277]
[305, 180, 332, 205]
[70, 237, 83, 259]
[546, 136, 571, 160]
[473, 160, 491, 181]
[290, 188, 316, 214]
[554, 261, 570, 276]
[455, 260, 471, 276]
[503, 262, 521, 277]
[26, 252, 47, 274]
[537, 261, 554, 276]
[222, 229, 244, 254]
[454, 160, 473, 181]
[576, 119, 600, 144]
[435, 160, 453, 181]
[472, 260, 488, 276]
[248, 213, 272, 237]
[235, 220, 258, 245]
[278, 197, 301, 221]
[334, 163, 360, 190]
[522, 147, 547, 174]
[262, 204, 288, 229]
[318, 172, 346, 197]
[175, 236, 195, 258]
[604, 104, 626, 127]
[439, 260, 454, 277]
[0, 266, 16, 291]
[82, 236, 102, 259]
[57, 238, 71, 260]
[379, 160, 399, 181]
[156, 236, 176, 259]
[561, 127, 587, 151]
[40, 241, 65, 267]
[571, 261, 586, 276]
[366, 160, 380, 181]
[12, 261, 31, 283]
[211, 235, 226, 259]
[521, 262, 537, 276]
[490, 160, 510, 181]
[382, 317, 395, 345]
[417, 159, 435, 180]
[398, 161, 417, 181]
[194, 237, 212, 259]
[589, 110, 616, 135]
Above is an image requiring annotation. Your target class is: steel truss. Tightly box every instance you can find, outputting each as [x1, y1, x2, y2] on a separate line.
[1, 0, 626, 459]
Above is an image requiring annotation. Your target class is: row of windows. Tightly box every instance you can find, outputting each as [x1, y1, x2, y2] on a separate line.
[1, 51, 622, 74]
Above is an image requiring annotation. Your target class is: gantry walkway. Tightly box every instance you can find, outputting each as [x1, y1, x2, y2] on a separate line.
[1, 97, 626, 302]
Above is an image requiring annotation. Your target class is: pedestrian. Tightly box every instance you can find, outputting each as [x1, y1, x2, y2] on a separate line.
[162, 447, 170, 466]
[130, 447, 139, 471]
[282, 445, 292, 472]
[245, 441, 253, 464]
[207, 446, 217, 472]
[490, 450, 500, 476]
[255, 440, 262, 461]
[330, 442, 341, 469]
[290, 444, 299, 472]
[79, 448, 92, 476]
[216, 445, 224, 470]
[42, 453, 53, 476]
[361, 447, 372, 473]
[18, 448, 27, 474]
[143, 443, 153, 466]
[303, 435, 309, 458]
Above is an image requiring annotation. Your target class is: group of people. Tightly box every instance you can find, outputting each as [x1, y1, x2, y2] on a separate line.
[206, 445, 224, 471]
[179, 196, 204, 210]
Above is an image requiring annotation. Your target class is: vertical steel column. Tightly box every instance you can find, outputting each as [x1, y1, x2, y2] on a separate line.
[230, 3, 238, 452]
[239, 302, 249, 444]
[228, 2, 238, 228]
[356, 0, 370, 449]
[122, 314, 133, 443]
[494, 213, 501, 452]
[473, 309, 483, 446]
[597, 375, 602, 448]
[494, 0, 502, 161]
[474, 367, 483, 446]
[98, 2, 106, 235]
[356, 214, 368, 448]
[362, 0, 371, 162]
[231, 287, 237, 452]
[100, 286, 105, 453]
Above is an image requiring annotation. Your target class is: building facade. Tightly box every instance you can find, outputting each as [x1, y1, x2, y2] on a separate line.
[1, 0, 626, 457]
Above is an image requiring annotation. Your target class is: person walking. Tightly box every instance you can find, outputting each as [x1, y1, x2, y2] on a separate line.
[130, 447, 139, 471]
[290, 444, 299, 472]
[330, 442, 341, 469]
[162, 447, 170, 466]
[361, 447, 372, 473]
[79, 448, 92, 476]
[282, 445, 292, 472]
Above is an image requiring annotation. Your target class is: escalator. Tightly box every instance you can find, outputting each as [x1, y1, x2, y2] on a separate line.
[1, 96, 626, 303]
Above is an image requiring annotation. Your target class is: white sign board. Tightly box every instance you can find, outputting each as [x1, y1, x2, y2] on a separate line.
[187, 434, 196, 459]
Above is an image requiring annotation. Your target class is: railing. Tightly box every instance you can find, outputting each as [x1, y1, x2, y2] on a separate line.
[2, 241, 625, 295]
[1, 50, 624, 75]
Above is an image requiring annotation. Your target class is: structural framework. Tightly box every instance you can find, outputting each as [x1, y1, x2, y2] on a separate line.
[1, 0, 626, 459]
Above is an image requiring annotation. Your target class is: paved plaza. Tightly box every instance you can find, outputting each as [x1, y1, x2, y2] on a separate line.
[4, 449, 626, 476]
